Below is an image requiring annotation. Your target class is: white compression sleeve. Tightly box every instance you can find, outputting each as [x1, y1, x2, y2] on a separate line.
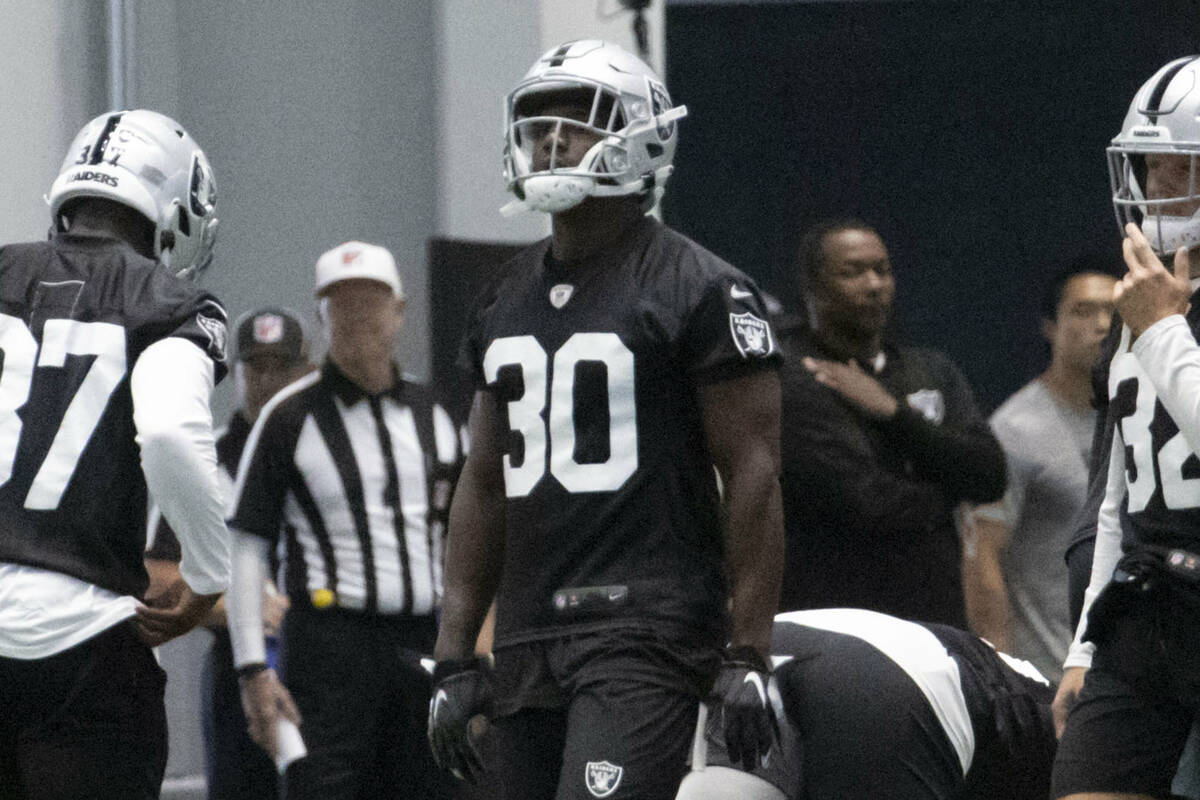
[1063, 421, 1128, 670]
[131, 337, 229, 595]
[228, 531, 270, 668]
[1132, 314, 1200, 457]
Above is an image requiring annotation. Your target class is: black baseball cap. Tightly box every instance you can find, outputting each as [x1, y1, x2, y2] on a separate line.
[234, 306, 307, 364]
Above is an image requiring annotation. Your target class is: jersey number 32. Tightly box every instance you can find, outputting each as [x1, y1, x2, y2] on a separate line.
[1112, 348, 1200, 513]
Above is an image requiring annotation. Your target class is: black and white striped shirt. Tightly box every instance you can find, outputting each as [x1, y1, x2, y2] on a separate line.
[229, 361, 462, 616]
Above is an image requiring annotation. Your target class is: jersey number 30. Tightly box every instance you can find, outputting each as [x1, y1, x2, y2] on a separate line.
[0, 315, 126, 510]
[484, 333, 637, 496]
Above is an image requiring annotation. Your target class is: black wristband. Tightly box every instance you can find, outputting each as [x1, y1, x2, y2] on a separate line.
[723, 645, 769, 673]
[236, 662, 269, 681]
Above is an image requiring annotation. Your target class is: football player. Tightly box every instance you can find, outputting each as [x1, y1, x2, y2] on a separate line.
[1052, 56, 1200, 800]
[0, 110, 229, 798]
[677, 609, 1057, 800]
[428, 40, 784, 800]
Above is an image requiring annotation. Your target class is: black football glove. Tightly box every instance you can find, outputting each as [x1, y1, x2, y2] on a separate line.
[427, 657, 493, 783]
[710, 645, 776, 771]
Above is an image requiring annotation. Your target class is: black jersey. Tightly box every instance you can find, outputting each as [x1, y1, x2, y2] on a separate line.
[0, 232, 227, 598]
[460, 217, 780, 646]
[1103, 292, 1200, 553]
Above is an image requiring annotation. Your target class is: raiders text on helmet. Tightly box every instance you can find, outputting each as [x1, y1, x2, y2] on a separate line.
[502, 40, 687, 214]
[1108, 56, 1200, 255]
[47, 110, 219, 279]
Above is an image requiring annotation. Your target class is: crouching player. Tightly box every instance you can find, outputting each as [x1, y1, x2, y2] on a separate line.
[677, 609, 1057, 800]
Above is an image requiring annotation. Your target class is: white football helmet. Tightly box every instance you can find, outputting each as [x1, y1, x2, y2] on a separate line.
[1108, 56, 1200, 255]
[502, 39, 687, 214]
[47, 110, 218, 279]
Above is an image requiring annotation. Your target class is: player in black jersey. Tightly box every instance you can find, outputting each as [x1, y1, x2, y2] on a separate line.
[429, 40, 784, 800]
[676, 609, 1057, 800]
[0, 110, 229, 799]
[1052, 57, 1200, 800]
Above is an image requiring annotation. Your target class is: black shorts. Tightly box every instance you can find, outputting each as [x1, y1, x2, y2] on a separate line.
[0, 621, 167, 800]
[1052, 587, 1200, 798]
[484, 627, 720, 800]
[279, 607, 453, 800]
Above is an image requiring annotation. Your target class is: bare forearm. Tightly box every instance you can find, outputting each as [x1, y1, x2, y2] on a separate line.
[435, 471, 506, 660]
[962, 556, 1011, 651]
[724, 468, 784, 659]
[205, 594, 228, 628]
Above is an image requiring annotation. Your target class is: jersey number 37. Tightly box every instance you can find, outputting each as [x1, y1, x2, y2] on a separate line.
[0, 315, 126, 511]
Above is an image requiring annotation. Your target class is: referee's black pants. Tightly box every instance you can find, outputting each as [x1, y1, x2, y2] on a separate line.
[0, 621, 167, 800]
[279, 604, 453, 800]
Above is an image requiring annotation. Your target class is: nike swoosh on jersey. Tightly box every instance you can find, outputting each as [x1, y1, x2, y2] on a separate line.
[730, 286, 754, 300]
[742, 670, 767, 705]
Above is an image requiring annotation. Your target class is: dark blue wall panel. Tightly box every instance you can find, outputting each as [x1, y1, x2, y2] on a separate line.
[664, 1, 1197, 407]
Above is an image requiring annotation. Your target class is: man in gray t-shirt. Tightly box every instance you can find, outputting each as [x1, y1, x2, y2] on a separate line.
[966, 264, 1116, 681]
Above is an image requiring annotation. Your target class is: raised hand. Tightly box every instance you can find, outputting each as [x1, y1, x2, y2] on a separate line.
[803, 356, 899, 418]
[1115, 222, 1192, 337]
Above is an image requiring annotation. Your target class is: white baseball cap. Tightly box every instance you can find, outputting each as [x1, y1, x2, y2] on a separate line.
[315, 241, 404, 298]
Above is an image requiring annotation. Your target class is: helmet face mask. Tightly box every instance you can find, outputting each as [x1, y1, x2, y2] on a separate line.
[1109, 56, 1200, 256]
[1109, 148, 1200, 254]
[47, 110, 218, 280]
[502, 40, 687, 215]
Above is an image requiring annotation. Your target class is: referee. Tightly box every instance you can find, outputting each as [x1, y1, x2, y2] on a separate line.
[227, 242, 461, 799]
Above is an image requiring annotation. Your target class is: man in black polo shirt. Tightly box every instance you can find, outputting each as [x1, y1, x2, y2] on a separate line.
[776, 219, 1005, 628]
[228, 242, 460, 799]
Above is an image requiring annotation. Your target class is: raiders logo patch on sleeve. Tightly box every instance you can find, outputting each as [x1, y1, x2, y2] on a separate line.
[729, 311, 775, 358]
[196, 309, 228, 363]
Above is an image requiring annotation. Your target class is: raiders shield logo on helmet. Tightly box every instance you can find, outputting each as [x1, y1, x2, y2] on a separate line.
[729, 311, 773, 358]
[649, 80, 675, 140]
[585, 761, 623, 798]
